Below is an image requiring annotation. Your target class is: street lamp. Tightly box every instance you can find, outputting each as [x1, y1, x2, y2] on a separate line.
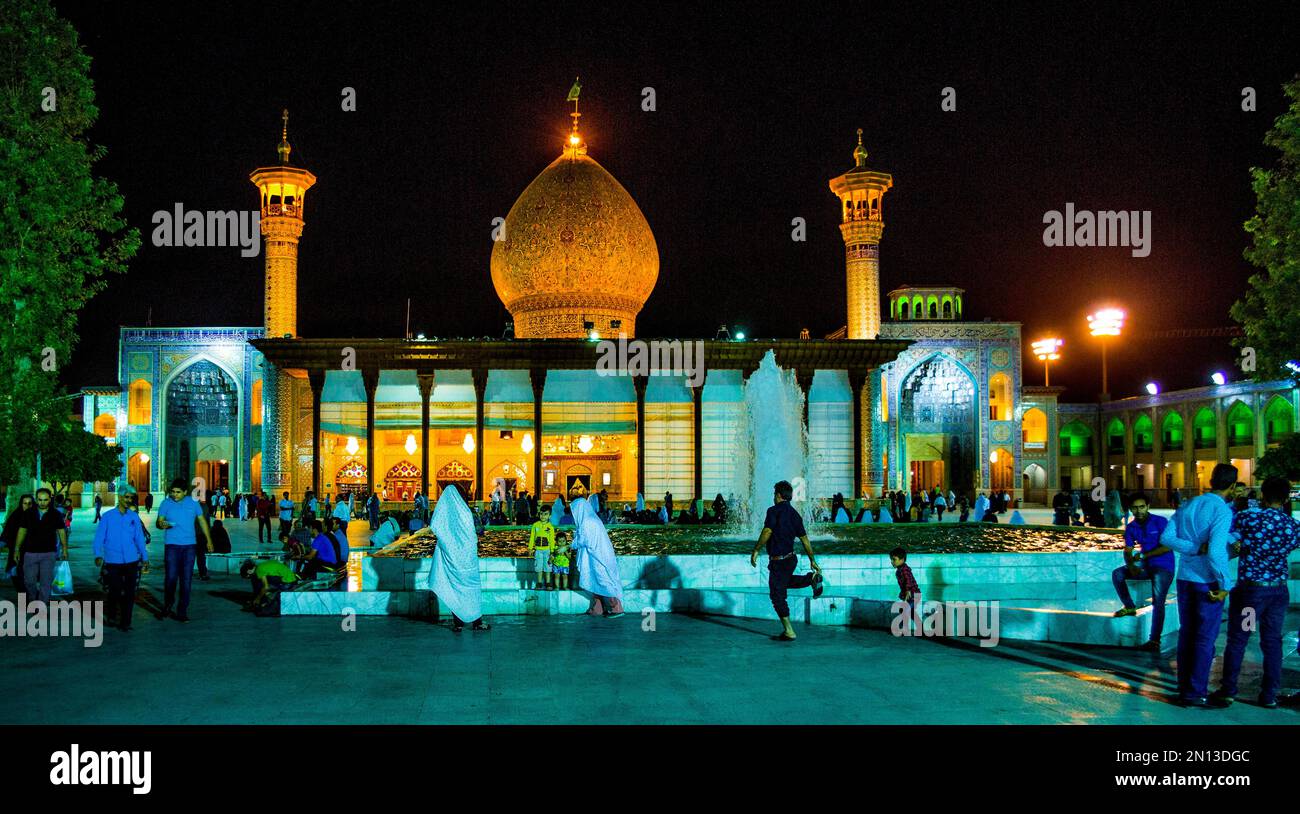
[1211, 371, 1227, 386]
[1087, 308, 1125, 399]
[1031, 337, 1063, 386]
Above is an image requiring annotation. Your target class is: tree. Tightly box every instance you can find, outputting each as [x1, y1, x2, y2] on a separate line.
[41, 421, 123, 497]
[1257, 435, 1300, 481]
[0, 0, 140, 489]
[1232, 76, 1300, 384]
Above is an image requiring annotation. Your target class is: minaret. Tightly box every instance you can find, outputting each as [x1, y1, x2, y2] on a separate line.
[829, 129, 893, 339]
[250, 111, 316, 497]
[250, 110, 316, 337]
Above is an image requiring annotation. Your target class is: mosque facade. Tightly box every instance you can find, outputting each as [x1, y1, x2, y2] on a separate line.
[78, 98, 1297, 510]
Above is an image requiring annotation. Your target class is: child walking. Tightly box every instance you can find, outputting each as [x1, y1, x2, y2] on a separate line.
[890, 546, 921, 631]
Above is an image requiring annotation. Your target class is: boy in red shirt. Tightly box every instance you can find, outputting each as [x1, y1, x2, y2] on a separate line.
[890, 547, 921, 632]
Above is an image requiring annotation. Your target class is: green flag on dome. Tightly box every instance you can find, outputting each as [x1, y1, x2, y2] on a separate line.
[566, 77, 581, 101]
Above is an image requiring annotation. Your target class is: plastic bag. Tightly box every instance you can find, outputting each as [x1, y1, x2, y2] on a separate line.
[51, 560, 74, 596]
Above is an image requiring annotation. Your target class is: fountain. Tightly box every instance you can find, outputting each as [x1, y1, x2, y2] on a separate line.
[730, 349, 820, 537]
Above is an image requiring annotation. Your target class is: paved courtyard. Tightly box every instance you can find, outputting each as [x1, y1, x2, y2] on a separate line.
[2, 510, 1298, 725]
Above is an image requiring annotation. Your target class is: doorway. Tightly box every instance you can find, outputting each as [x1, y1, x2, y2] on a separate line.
[909, 461, 945, 494]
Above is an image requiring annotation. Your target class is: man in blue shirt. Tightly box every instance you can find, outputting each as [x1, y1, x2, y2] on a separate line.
[155, 478, 214, 622]
[1110, 492, 1173, 650]
[278, 492, 295, 538]
[331, 494, 352, 534]
[1211, 476, 1300, 709]
[93, 488, 148, 631]
[1159, 463, 1238, 707]
[749, 480, 824, 642]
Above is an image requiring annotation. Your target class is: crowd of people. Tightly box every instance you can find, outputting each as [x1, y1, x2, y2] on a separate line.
[8, 465, 1299, 710]
[1106, 464, 1300, 708]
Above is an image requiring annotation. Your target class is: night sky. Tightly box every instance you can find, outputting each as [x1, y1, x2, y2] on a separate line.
[57, 2, 1299, 403]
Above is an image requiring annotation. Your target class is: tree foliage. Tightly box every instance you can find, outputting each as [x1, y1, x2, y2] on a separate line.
[1257, 435, 1300, 481]
[1232, 77, 1300, 384]
[0, 0, 139, 486]
[41, 421, 123, 496]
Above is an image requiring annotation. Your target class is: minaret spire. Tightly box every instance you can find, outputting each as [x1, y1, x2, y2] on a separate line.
[277, 108, 292, 164]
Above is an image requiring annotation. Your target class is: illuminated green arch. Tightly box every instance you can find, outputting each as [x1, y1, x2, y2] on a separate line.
[1059, 420, 1093, 457]
[1133, 414, 1153, 451]
[1225, 401, 1254, 445]
[1161, 411, 1184, 447]
[1264, 396, 1294, 442]
[1192, 407, 1216, 448]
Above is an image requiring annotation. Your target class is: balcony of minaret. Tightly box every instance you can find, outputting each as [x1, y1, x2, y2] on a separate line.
[259, 181, 308, 220]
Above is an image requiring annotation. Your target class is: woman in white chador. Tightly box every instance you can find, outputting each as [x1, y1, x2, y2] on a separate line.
[429, 485, 489, 632]
[572, 495, 624, 618]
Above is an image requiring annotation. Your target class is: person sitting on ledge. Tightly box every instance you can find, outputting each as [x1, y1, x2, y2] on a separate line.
[408, 510, 426, 533]
[1052, 489, 1073, 526]
[240, 557, 299, 610]
[1110, 492, 1174, 651]
[370, 513, 403, 549]
[328, 517, 350, 568]
[209, 519, 232, 554]
[713, 493, 728, 524]
[300, 519, 340, 580]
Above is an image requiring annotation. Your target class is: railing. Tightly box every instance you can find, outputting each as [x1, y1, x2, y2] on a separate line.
[265, 203, 300, 218]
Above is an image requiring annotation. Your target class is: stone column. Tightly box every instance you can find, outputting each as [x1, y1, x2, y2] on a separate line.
[530, 368, 546, 499]
[1253, 392, 1267, 475]
[1123, 413, 1136, 492]
[473, 368, 488, 503]
[362, 369, 379, 495]
[261, 361, 295, 499]
[418, 373, 435, 499]
[1150, 406, 1163, 503]
[849, 368, 868, 500]
[307, 368, 325, 499]
[795, 368, 815, 429]
[1216, 398, 1229, 465]
[692, 379, 703, 503]
[634, 374, 648, 499]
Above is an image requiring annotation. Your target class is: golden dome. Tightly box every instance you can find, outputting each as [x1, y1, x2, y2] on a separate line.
[491, 147, 659, 338]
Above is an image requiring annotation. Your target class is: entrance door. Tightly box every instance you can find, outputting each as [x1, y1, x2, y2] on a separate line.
[909, 461, 944, 494]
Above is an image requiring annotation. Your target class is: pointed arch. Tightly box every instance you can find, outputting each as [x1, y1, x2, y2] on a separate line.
[1022, 407, 1047, 447]
[1264, 395, 1294, 443]
[1106, 417, 1126, 455]
[988, 372, 1013, 421]
[1059, 420, 1093, 457]
[1225, 401, 1254, 446]
[1133, 414, 1153, 452]
[1161, 410, 1184, 448]
[1192, 407, 1216, 449]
